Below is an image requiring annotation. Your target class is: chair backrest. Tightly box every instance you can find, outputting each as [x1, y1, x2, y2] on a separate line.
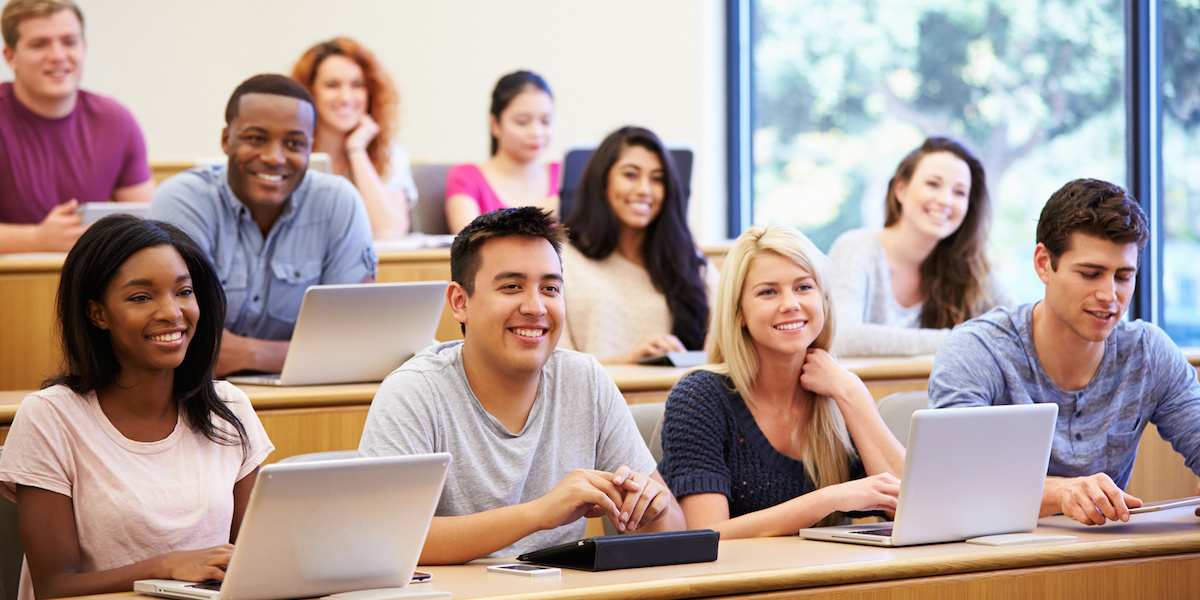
[276, 450, 359, 464]
[411, 164, 452, 235]
[558, 145, 694, 221]
[876, 391, 930, 448]
[627, 402, 666, 463]
[0, 447, 23, 600]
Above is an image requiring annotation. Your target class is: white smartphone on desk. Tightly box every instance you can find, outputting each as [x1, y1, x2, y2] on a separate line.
[487, 564, 560, 577]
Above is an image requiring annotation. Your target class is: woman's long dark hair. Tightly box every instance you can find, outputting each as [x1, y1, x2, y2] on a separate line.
[563, 126, 709, 350]
[48, 214, 247, 450]
[884, 137, 992, 329]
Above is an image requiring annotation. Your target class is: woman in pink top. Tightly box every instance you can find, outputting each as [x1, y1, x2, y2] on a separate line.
[444, 70, 562, 233]
[0, 215, 273, 600]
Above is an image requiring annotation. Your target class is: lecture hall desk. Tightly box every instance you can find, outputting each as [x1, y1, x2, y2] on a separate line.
[54, 509, 1200, 600]
[0, 245, 733, 391]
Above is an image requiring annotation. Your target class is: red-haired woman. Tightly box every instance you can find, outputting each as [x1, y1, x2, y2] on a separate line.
[292, 38, 416, 239]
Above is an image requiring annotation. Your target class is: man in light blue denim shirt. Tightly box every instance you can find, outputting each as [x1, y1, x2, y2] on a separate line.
[930, 179, 1200, 526]
[151, 74, 377, 377]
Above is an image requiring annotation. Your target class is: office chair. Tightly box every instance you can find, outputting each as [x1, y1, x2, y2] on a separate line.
[411, 164, 452, 235]
[875, 390, 930, 448]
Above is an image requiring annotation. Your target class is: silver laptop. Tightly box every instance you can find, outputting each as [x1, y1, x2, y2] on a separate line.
[799, 403, 1057, 546]
[227, 281, 447, 386]
[135, 453, 451, 600]
[77, 201, 151, 224]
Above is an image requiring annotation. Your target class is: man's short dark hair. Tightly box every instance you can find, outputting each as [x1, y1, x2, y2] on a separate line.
[1036, 178, 1149, 270]
[224, 74, 315, 126]
[451, 207, 566, 297]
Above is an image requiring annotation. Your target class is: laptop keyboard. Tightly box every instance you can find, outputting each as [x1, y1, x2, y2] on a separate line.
[850, 528, 894, 537]
[188, 581, 222, 591]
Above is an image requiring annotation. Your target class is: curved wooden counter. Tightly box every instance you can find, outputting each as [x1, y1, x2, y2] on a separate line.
[52, 509, 1200, 600]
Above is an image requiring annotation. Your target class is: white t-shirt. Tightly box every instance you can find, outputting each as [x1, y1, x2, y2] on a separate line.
[0, 381, 273, 600]
[358, 341, 655, 558]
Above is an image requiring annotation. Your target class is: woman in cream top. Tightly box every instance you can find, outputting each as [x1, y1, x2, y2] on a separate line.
[560, 126, 716, 364]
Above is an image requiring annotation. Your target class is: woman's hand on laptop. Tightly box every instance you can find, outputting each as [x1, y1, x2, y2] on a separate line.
[610, 465, 673, 532]
[1044, 474, 1143, 525]
[820, 473, 901, 514]
[156, 544, 234, 582]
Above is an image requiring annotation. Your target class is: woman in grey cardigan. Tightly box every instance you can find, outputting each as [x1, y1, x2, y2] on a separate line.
[828, 137, 1011, 356]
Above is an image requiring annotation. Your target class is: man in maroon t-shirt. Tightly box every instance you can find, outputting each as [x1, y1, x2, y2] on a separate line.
[0, 0, 154, 253]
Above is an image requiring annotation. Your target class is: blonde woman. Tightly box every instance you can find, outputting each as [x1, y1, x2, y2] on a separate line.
[658, 224, 904, 538]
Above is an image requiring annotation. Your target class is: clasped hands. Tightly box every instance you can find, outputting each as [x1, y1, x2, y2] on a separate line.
[538, 466, 671, 533]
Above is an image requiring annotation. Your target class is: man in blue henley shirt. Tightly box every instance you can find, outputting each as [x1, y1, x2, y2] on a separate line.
[929, 178, 1200, 525]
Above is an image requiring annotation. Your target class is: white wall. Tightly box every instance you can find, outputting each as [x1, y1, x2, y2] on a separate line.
[1, 0, 728, 239]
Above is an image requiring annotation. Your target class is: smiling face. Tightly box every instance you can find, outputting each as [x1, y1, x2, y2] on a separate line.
[455, 235, 564, 380]
[2, 9, 84, 116]
[311, 54, 368, 134]
[894, 151, 972, 241]
[606, 144, 665, 234]
[1036, 232, 1138, 345]
[490, 88, 553, 162]
[740, 252, 825, 361]
[87, 245, 199, 377]
[221, 93, 314, 222]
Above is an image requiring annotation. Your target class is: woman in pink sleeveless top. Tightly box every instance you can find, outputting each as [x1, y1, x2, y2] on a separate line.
[444, 70, 561, 233]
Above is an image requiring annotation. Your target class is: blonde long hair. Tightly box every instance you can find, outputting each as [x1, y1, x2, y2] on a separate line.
[705, 224, 855, 519]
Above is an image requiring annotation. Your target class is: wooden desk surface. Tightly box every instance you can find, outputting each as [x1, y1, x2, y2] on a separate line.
[56, 509, 1200, 600]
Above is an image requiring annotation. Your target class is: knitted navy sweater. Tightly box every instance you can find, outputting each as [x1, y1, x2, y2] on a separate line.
[659, 369, 866, 518]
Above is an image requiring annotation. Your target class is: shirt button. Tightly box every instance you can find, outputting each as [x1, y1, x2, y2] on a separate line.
[1075, 411, 1082, 418]
[294, 271, 301, 277]
[1075, 433, 1082, 441]
[253, 295, 260, 302]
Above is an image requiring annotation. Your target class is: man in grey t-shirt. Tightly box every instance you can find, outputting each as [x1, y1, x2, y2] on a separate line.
[359, 207, 685, 563]
[930, 178, 1200, 526]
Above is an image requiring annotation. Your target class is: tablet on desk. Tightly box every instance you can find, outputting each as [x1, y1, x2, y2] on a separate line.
[637, 350, 707, 368]
[1129, 497, 1200, 514]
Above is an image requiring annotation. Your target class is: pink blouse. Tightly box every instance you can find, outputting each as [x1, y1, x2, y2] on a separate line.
[444, 162, 562, 215]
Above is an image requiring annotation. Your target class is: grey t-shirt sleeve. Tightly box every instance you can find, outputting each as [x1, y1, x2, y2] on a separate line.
[358, 371, 438, 457]
[927, 323, 1007, 409]
[589, 359, 657, 476]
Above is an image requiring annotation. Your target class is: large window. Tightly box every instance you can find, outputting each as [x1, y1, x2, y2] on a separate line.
[1162, 0, 1200, 344]
[745, 0, 1125, 304]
